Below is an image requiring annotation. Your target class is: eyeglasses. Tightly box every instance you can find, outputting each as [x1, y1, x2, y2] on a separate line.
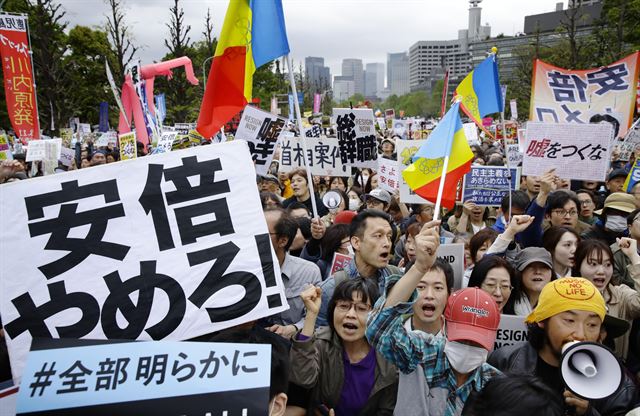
[481, 282, 513, 293]
[551, 209, 578, 217]
[579, 200, 594, 206]
[335, 301, 372, 314]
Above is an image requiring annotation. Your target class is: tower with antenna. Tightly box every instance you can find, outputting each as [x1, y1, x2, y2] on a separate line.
[468, 0, 483, 41]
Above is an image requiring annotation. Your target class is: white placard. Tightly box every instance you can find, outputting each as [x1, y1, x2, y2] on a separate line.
[58, 147, 75, 167]
[377, 157, 400, 193]
[463, 122, 479, 144]
[333, 108, 378, 169]
[437, 244, 465, 290]
[154, 131, 178, 154]
[396, 139, 431, 204]
[509, 99, 518, 120]
[235, 106, 286, 176]
[506, 144, 523, 168]
[25, 139, 61, 162]
[495, 314, 528, 350]
[279, 136, 350, 177]
[522, 122, 613, 181]
[0, 141, 287, 383]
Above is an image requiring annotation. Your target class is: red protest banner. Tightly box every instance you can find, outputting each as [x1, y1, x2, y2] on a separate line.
[0, 14, 39, 140]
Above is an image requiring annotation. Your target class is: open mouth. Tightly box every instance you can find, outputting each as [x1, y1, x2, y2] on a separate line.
[379, 252, 390, 261]
[422, 304, 436, 317]
[593, 278, 606, 287]
[532, 277, 545, 282]
[342, 322, 359, 333]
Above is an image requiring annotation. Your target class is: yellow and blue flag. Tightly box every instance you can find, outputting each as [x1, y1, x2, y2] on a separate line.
[403, 101, 474, 209]
[624, 159, 640, 192]
[454, 54, 503, 135]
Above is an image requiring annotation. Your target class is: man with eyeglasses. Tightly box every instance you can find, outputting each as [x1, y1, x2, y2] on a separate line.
[576, 190, 597, 225]
[545, 191, 589, 233]
[582, 192, 636, 246]
[263, 208, 322, 339]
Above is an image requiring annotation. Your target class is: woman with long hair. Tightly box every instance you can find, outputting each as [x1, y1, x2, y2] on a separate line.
[542, 226, 579, 278]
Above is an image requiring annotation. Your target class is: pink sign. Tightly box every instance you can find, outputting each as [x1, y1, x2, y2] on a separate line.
[313, 93, 321, 114]
[482, 117, 493, 127]
[330, 252, 353, 275]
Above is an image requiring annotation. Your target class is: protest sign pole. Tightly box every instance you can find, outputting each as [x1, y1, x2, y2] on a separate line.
[286, 54, 319, 218]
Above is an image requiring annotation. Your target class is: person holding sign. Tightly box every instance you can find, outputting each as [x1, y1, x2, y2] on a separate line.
[289, 279, 398, 415]
[488, 278, 637, 416]
[366, 221, 502, 416]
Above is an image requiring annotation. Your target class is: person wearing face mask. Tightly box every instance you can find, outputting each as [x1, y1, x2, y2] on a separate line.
[366, 221, 502, 416]
[488, 278, 638, 416]
[581, 192, 636, 246]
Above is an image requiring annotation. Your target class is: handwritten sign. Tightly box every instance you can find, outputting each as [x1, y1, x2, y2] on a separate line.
[522, 122, 612, 181]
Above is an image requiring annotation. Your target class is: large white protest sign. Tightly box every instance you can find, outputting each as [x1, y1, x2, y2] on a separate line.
[522, 122, 613, 181]
[462, 166, 520, 206]
[235, 106, 286, 176]
[333, 108, 378, 169]
[377, 157, 400, 193]
[437, 244, 465, 290]
[0, 140, 287, 382]
[25, 139, 61, 163]
[17, 340, 271, 415]
[279, 135, 349, 177]
[495, 314, 528, 350]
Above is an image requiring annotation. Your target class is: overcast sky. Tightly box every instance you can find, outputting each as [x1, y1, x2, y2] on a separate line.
[59, 0, 566, 77]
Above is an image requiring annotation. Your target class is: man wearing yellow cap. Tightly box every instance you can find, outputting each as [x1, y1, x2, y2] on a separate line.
[488, 278, 637, 415]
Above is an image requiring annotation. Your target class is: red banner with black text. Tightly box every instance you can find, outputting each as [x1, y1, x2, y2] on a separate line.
[0, 14, 39, 140]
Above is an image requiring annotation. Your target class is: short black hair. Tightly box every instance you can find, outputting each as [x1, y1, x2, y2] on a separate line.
[349, 209, 393, 239]
[266, 208, 298, 251]
[468, 255, 517, 290]
[500, 190, 530, 215]
[327, 277, 379, 333]
[462, 375, 563, 416]
[286, 201, 310, 216]
[429, 258, 455, 294]
[320, 223, 350, 262]
[528, 322, 545, 350]
[545, 191, 580, 215]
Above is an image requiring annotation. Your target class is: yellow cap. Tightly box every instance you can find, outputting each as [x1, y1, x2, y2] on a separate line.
[525, 278, 606, 324]
[491, 46, 498, 54]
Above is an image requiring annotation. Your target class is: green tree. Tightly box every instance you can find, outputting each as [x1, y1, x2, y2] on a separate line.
[64, 25, 115, 126]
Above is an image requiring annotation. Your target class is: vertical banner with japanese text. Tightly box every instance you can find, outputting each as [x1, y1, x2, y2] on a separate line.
[333, 108, 378, 169]
[529, 52, 640, 138]
[0, 14, 39, 140]
[234, 105, 286, 176]
[0, 140, 287, 382]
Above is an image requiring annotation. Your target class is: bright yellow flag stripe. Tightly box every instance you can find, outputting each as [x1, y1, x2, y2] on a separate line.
[214, 0, 255, 101]
[403, 128, 473, 190]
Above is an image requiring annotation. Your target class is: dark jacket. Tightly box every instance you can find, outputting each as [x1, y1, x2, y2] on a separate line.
[488, 342, 638, 416]
[290, 327, 398, 415]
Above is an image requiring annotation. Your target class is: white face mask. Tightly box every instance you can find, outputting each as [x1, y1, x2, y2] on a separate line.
[349, 198, 360, 211]
[605, 215, 627, 233]
[444, 340, 488, 374]
[361, 173, 369, 186]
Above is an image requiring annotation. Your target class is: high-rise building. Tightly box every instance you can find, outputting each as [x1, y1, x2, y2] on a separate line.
[469, 1, 602, 83]
[333, 76, 355, 102]
[365, 62, 385, 98]
[305, 56, 331, 92]
[387, 52, 410, 96]
[408, 1, 490, 94]
[341, 59, 365, 96]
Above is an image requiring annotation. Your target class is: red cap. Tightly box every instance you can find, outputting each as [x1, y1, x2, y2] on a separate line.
[334, 210, 357, 224]
[444, 287, 500, 351]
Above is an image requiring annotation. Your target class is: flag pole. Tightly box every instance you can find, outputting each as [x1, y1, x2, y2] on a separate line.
[286, 54, 319, 218]
[432, 100, 460, 222]
[495, 46, 512, 225]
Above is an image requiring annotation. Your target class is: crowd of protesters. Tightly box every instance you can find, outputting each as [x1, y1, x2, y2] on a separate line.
[1, 125, 640, 416]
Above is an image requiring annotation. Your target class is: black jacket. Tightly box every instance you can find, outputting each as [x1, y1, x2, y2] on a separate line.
[488, 343, 638, 416]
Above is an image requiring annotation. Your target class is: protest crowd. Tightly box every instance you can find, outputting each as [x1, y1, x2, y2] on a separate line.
[1, 1, 640, 416]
